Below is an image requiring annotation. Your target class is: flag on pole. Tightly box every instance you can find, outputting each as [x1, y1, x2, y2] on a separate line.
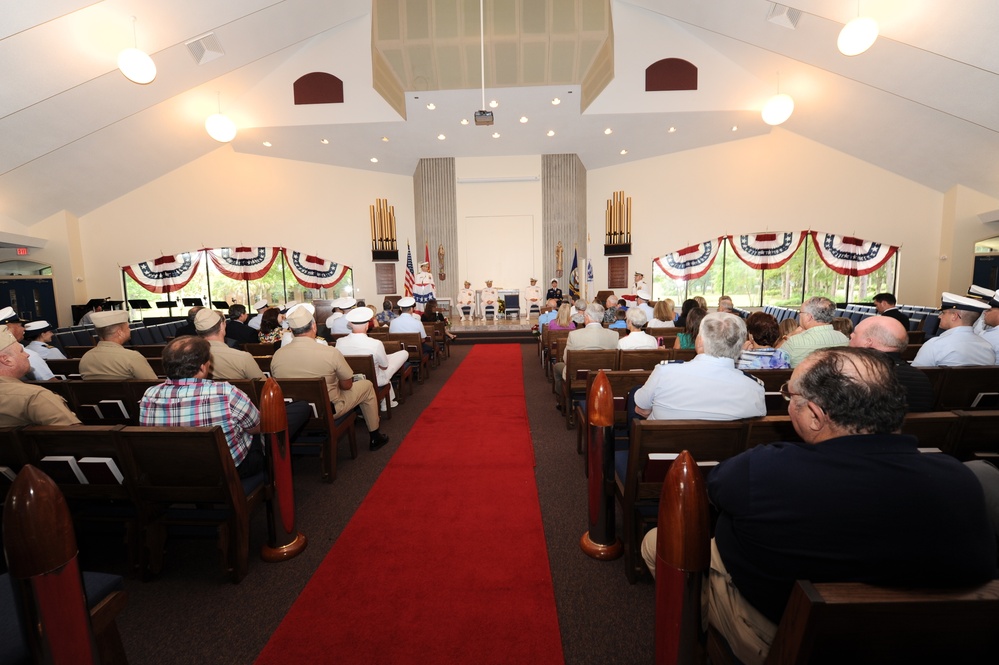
[424, 242, 431, 267]
[569, 248, 580, 302]
[586, 258, 594, 283]
[404, 242, 415, 296]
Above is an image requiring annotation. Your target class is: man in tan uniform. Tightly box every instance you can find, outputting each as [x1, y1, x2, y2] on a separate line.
[79, 310, 158, 380]
[194, 309, 263, 380]
[270, 306, 390, 450]
[0, 327, 81, 427]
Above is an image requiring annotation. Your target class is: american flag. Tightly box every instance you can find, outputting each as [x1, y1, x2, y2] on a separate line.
[404, 242, 415, 296]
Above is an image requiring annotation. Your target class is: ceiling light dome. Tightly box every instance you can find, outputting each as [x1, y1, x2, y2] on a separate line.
[205, 113, 237, 143]
[117, 47, 156, 84]
[838, 16, 879, 56]
[762, 93, 794, 126]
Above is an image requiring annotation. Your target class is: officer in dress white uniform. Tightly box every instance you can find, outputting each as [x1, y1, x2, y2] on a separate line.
[24, 321, 67, 360]
[480, 280, 499, 320]
[633, 272, 647, 296]
[389, 297, 430, 339]
[336, 307, 409, 410]
[457, 281, 476, 321]
[524, 278, 543, 318]
[912, 293, 997, 367]
[328, 297, 357, 335]
[635, 290, 656, 322]
[971, 287, 999, 357]
[413, 262, 436, 313]
[248, 299, 269, 330]
[0, 307, 55, 380]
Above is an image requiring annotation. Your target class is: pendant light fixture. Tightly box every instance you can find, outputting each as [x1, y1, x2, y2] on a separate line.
[117, 16, 156, 84]
[205, 92, 237, 143]
[837, 2, 879, 56]
[761, 73, 794, 126]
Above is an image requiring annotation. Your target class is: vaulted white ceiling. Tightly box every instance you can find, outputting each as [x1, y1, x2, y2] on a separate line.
[2, 0, 997, 229]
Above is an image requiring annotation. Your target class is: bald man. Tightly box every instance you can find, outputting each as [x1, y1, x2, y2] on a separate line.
[849, 316, 934, 411]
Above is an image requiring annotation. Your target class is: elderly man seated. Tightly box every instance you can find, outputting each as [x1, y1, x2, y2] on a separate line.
[336, 307, 408, 411]
[776, 296, 849, 367]
[617, 307, 658, 350]
[641, 347, 998, 665]
[0, 327, 81, 426]
[553, 303, 619, 399]
[634, 312, 766, 421]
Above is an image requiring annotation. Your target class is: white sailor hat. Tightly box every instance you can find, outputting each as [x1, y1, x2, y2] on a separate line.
[91, 310, 129, 327]
[0, 327, 17, 352]
[325, 312, 343, 328]
[194, 309, 224, 332]
[252, 299, 268, 311]
[346, 307, 374, 324]
[0, 307, 24, 324]
[941, 292, 990, 312]
[340, 297, 357, 309]
[636, 290, 652, 301]
[634, 271, 644, 276]
[286, 303, 316, 329]
[280, 300, 301, 313]
[530, 277, 538, 282]
[968, 285, 999, 308]
[397, 296, 416, 308]
[24, 320, 53, 333]
[550, 278, 558, 284]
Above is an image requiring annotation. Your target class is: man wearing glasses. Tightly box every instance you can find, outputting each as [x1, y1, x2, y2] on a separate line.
[911, 292, 996, 367]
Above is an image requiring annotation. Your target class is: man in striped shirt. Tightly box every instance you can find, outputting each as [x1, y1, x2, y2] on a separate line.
[139, 335, 263, 478]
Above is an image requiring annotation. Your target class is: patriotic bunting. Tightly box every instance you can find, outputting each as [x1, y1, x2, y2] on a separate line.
[654, 238, 723, 281]
[281, 249, 351, 289]
[208, 247, 279, 280]
[809, 232, 898, 277]
[727, 232, 804, 270]
[122, 252, 201, 294]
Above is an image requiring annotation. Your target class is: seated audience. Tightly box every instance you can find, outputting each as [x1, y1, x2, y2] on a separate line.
[608, 308, 628, 330]
[271, 305, 389, 450]
[375, 299, 398, 326]
[336, 307, 409, 411]
[675, 299, 699, 329]
[776, 297, 849, 367]
[635, 312, 765, 421]
[737, 312, 790, 369]
[195, 309, 263, 380]
[224, 304, 260, 346]
[537, 299, 559, 328]
[618, 308, 659, 350]
[717, 295, 734, 313]
[977, 289, 999, 357]
[571, 299, 587, 326]
[328, 298, 357, 335]
[912, 292, 996, 367]
[646, 300, 675, 329]
[849, 316, 934, 411]
[0, 327, 81, 426]
[421, 299, 456, 340]
[247, 299, 269, 330]
[553, 303, 618, 398]
[636, 291, 655, 321]
[140, 336, 264, 478]
[1, 307, 54, 380]
[602, 295, 619, 324]
[174, 306, 203, 337]
[674, 307, 706, 350]
[547, 303, 576, 331]
[693, 295, 708, 310]
[258, 308, 284, 344]
[79, 310, 157, 380]
[23, 320, 67, 360]
[667, 347, 997, 665]
[874, 292, 910, 330]
[831, 316, 854, 337]
[777, 317, 798, 342]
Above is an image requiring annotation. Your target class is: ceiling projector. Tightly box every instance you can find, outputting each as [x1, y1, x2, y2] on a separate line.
[474, 110, 494, 126]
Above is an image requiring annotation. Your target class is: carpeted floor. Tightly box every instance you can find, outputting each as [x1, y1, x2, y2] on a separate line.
[74, 343, 655, 664]
[256, 345, 563, 664]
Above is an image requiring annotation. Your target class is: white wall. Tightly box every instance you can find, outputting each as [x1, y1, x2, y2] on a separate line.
[587, 128, 945, 305]
[79, 147, 415, 309]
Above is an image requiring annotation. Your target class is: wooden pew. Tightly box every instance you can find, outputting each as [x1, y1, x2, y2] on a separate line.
[561, 349, 619, 429]
[46, 357, 82, 379]
[744, 368, 793, 416]
[932, 366, 999, 410]
[114, 425, 268, 583]
[343, 354, 392, 420]
[381, 339, 413, 404]
[618, 348, 671, 370]
[388, 332, 430, 384]
[272, 377, 357, 482]
[65, 381, 138, 425]
[950, 410, 999, 461]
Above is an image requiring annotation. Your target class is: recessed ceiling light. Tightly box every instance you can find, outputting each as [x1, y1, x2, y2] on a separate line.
[370, 157, 379, 163]
[620, 149, 628, 155]
[520, 116, 528, 123]
[551, 97, 561, 105]
[437, 134, 446, 140]
[460, 118, 469, 125]
[489, 100, 498, 108]
[732, 126, 738, 132]
[604, 128, 613, 135]
[668, 126, 676, 133]
[426, 103, 436, 110]
[381, 136, 389, 142]
[320, 138, 329, 144]
[262, 141, 272, 147]
[547, 130, 555, 137]
[492, 132, 500, 138]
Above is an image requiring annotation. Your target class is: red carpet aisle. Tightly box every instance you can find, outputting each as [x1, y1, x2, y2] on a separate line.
[256, 344, 564, 664]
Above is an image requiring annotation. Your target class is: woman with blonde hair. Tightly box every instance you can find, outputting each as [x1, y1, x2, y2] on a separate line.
[647, 300, 676, 329]
[547, 302, 576, 331]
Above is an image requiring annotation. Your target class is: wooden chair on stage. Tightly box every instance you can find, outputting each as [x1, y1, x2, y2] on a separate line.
[273, 377, 357, 482]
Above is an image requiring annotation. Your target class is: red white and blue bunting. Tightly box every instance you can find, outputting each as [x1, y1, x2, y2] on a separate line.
[122, 253, 202, 294]
[654, 238, 723, 280]
[208, 247, 279, 280]
[727, 232, 805, 270]
[809, 232, 898, 277]
[282, 249, 350, 289]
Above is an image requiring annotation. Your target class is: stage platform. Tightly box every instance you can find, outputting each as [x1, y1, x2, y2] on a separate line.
[449, 316, 538, 345]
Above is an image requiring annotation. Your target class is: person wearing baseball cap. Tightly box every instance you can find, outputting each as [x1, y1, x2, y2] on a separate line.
[1, 306, 55, 380]
[79, 309, 157, 380]
[911, 292, 996, 367]
[335, 307, 408, 412]
[24, 320, 67, 360]
[270, 303, 390, 450]
[0, 326, 81, 426]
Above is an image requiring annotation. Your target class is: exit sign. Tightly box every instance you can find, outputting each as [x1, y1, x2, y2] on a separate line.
[16, 247, 28, 256]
